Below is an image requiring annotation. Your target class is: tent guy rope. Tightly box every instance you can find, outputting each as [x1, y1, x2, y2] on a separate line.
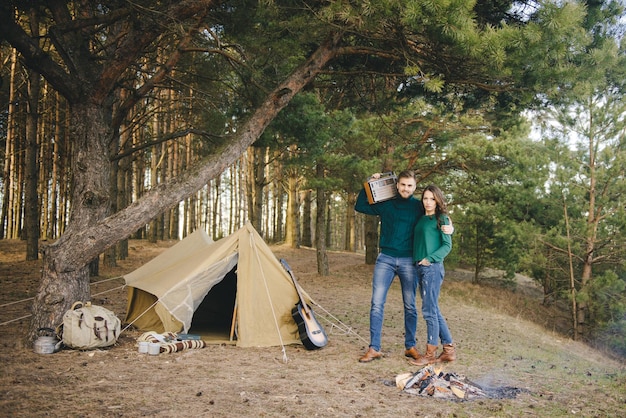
[250, 231, 289, 363]
[0, 282, 126, 327]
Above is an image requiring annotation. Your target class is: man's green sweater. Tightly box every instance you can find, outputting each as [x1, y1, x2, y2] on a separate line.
[355, 189, 424, 258]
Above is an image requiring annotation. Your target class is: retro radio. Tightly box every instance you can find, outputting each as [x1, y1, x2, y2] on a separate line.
[364, 172, 398, 204]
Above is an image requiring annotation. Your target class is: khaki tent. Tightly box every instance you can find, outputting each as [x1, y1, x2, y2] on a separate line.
[124, 222, 303, 347]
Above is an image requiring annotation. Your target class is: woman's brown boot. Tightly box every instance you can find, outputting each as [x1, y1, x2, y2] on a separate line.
[408, 344, 438, 367]
[437, 344, 456, 362]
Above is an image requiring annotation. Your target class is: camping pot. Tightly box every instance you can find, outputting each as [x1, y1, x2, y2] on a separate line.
[33, 327, 61, 354]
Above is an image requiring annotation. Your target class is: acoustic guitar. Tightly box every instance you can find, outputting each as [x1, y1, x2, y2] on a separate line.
[280, 259, 328, 350]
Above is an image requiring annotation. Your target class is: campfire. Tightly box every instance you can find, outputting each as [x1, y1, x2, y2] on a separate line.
[392, 365, 527, 400]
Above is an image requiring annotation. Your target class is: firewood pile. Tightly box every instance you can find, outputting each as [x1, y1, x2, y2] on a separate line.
[393, 366, 527, 400]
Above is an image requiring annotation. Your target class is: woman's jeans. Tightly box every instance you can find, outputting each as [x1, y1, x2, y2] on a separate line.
[369, 253, 418, 351]
[417, 262, 453, 346]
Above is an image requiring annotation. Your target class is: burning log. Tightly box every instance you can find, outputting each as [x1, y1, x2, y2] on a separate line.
[395, 366, 527, 400]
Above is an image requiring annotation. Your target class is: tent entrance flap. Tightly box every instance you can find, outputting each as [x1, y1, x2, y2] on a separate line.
[188, 266, 237, 340]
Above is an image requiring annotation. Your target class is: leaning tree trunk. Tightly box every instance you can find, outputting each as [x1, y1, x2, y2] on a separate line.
[28, 102, 113, 343]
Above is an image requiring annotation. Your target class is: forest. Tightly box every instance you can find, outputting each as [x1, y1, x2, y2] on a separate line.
[0, 1, 624, 359]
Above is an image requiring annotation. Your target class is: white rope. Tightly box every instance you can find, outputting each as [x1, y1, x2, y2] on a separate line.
[90, 275, 125, 284]
[119, 297, 160, 334]
[92, 284, 125, 298]
[305, 299, 369, 344]
[0, 297, 34, 307]
[0, 314, 31, 326]
[0, 275, 125, 309]
[250, 231, 289, 363]
[0, 280, 127, 327]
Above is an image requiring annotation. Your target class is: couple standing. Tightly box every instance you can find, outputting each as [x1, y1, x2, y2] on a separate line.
[355, 170, 456, 366]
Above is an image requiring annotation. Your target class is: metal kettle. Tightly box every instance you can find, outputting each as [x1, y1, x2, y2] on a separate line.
[33, 327, 62, 354]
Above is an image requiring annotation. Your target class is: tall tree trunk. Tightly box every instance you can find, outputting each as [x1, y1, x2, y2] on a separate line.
[245, 148, 255, 229]
[148, 114, 160, 243]
[39, 83, 51, 241]
[285, 173, 299, 248]
[315, 170, 329, 276]
[562, 193, 578, 340]
[249, 146, 265, 235]
[344, 192, 356, 251]
[57, 102, 71, 237]
[576, 118, 600, 339]
[364, 216, 378, 265]
[48, 92, 62, 239]
[24, 17, 41, 260]
[115, 93, 132, 260]
[273, 150, 284, 242]
[213, 177, 221, 238]
[301, 190, 312, 247]
[325, 201, 332, 249]
[103, 157, 119, 267]
[2, 48, 19, 239]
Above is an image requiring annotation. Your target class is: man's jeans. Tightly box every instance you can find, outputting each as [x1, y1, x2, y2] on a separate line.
[417, 262, 453, 346]
[369, 253, 418, 351]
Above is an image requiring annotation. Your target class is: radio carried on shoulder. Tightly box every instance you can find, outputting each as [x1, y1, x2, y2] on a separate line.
[364, 172, 398, 204]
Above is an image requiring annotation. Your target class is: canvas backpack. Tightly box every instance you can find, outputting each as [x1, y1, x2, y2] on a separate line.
[60, 301, 121, 349]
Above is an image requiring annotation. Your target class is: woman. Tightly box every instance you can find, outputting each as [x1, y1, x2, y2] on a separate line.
[409, 184, 456, 366]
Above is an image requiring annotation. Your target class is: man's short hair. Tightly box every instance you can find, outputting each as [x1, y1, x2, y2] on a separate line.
[397, 170, 416, 180]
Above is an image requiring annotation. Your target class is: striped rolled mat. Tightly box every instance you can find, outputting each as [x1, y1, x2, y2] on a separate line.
[137, 331, 207, 353]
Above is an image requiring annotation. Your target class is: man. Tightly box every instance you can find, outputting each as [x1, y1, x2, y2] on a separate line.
[355, 171, 453, 362]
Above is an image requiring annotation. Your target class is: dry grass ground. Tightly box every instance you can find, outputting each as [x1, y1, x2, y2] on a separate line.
[0, 239, 624, 417]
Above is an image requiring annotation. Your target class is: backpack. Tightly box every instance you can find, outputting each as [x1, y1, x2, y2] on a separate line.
[60, 301, 121, 349]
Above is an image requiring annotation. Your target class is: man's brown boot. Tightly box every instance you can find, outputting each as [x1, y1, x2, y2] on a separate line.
[437, 344, 456, 363]
[359, 347, 383, 363]
[408, 344, 438, 367]
[404, 346, 422, 361]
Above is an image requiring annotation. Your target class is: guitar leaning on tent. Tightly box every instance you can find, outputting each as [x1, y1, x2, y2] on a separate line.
[280, 259, 328, 350]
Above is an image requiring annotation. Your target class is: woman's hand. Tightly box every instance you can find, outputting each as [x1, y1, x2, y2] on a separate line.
[441, 224, 454, 235]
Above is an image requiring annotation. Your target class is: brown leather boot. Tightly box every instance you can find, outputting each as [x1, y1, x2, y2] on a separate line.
[408, 344, 438, 367]
[437, 344, 456, 362]
[359, 347, 383, 363]
[404, 346, 422, 361]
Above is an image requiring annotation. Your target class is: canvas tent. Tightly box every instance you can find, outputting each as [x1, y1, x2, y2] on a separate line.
[123, 222, 304, 347]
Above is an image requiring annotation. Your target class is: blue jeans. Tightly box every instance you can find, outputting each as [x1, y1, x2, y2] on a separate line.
[369, 253, 418, 351]
[418, 262, 453, 346]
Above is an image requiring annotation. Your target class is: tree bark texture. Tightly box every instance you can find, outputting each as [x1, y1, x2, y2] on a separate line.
[285, 174, 299, 248]
[344, 192, 356, 252]
[301, 190, 313, 247]
[25, 70, 40, 259]
[364, 215, 379, 265]
[315, 166, 329, 276]
[24, 9, 41, 260]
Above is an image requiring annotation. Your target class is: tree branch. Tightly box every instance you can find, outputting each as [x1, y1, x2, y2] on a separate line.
[46, 31, 346, 267]
[111, 129, 225, 161]
[538, 238, 585, 264]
